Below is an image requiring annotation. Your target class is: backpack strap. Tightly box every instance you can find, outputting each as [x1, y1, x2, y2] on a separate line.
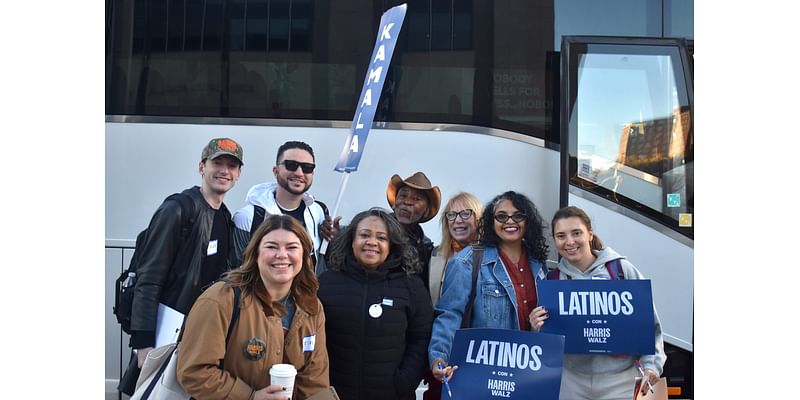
[606, 259, 629, 360]
[315, 200, 329, 217]
[605, 259, 624, 280]
[251, 205, 266, 238]
[177, 285, 241, 344]
[547, 260, 622, 280]
[226, 286, 241, 343]
[462, 243, 484, 329]
[165, 192, 196, 241]
[130, 192, 195, 276]
[220, 286, 241, 369]
[314, 200, 329, 247]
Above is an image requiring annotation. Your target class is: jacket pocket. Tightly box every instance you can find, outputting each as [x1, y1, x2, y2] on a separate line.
[480, 283, 509, 321]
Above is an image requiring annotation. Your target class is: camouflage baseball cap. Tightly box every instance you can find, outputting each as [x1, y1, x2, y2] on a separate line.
[201, 138, 244, 165]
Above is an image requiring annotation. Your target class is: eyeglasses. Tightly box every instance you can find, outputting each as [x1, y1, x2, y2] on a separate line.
[281, 159, 315, 173]
[494, 212, 527, 223]
[445, 209, 474, 222]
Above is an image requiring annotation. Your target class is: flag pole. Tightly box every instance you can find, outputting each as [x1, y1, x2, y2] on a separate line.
[320, 3, 407, 255]
[319, 171, 350, 254]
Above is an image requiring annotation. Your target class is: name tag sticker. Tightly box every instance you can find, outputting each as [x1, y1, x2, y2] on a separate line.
[303, 334, 316, 352]
[207, 240, 218, 256]
[382, 298, 394, 307]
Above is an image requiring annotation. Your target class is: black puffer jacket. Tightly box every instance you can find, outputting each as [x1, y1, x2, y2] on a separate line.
[129, 186, 234, 348]
[318, 254, 433, 400]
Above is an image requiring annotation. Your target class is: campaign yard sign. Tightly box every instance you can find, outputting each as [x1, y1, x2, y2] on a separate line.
[447, 328, 564, 400]
[537, 279, 655, 355]
[334, 4, 406, 172]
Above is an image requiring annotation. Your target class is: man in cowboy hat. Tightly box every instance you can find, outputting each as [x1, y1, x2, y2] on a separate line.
[387, 171, 442, 292]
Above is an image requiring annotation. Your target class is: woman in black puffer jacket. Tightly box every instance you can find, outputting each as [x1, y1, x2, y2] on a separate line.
[318, 208, 433, 400]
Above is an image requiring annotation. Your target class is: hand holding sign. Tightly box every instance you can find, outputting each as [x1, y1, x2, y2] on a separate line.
[527, 306, 549, 332]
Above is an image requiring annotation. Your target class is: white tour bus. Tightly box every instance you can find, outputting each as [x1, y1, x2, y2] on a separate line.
[106, 1, 693, 398]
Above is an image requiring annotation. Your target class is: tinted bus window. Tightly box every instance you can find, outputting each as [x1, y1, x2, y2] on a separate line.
[107, 0, 692, 144]
[555, 0, 662, 50]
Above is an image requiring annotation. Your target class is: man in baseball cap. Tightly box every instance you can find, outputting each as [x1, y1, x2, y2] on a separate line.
[201, 137, 244, 166]
[386, 171, 441, 293]
[119, 137, 244, 396]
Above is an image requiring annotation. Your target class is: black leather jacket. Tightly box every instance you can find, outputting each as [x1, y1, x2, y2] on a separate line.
[129, 186, 233, 348]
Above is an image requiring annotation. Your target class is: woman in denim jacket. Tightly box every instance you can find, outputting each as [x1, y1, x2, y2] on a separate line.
[428, 191, 550, 383]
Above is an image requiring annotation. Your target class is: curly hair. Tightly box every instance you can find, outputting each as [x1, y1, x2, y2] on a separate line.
[223, 214, 319, 313]
[326, 208, 421, 274]
[478, 191, 549, 263]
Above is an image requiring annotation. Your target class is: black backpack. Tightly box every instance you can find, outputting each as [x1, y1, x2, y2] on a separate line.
[113, 193, 196, 334]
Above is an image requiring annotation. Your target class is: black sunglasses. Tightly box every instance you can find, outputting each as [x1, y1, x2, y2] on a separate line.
[494, 212, 527, 223]
[445, 209, 474, 222]
[281, 159, 315, 173]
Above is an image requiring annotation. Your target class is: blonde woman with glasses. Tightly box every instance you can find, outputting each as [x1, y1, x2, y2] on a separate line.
[424, 192, 483, 400]
[428, 192, 484, 305]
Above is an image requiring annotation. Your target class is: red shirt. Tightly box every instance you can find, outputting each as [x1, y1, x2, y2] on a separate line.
[498, 248, 537, 331]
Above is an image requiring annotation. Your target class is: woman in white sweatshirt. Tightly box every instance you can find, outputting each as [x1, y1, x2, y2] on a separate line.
[531, 206, 666, 400]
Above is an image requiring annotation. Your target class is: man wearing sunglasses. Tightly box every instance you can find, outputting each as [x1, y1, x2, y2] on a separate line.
[232, 141, 340, 273]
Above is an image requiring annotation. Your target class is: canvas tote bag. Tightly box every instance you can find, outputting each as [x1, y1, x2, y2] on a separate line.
[129, 342, 189, 400]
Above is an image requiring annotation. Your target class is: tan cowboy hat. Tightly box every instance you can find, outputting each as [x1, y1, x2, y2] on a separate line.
[386, 172, 442, 223]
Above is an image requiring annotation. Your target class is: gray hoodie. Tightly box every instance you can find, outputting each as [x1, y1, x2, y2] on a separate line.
[553, 246, 666, 376]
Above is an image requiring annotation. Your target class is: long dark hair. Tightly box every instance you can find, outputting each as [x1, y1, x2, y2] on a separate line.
[551, 206, 604, 250]
[478, 191, 549, 263]
[327, 207, 420, 274]
[223, 214, 319, 313]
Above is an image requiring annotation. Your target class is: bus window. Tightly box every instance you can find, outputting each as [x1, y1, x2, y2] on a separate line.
[563, 38, 694, 238]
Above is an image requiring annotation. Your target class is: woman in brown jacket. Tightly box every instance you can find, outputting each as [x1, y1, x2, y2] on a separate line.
[178, 215, 329, 400]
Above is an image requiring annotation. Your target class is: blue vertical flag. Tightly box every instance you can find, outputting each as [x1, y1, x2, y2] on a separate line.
[334, 4, 407, 172]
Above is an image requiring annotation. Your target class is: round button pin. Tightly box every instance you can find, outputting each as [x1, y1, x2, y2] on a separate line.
[369, 303, 383, 318]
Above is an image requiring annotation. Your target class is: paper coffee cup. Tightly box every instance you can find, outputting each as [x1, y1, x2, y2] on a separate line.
[269, 363, 297, 398]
